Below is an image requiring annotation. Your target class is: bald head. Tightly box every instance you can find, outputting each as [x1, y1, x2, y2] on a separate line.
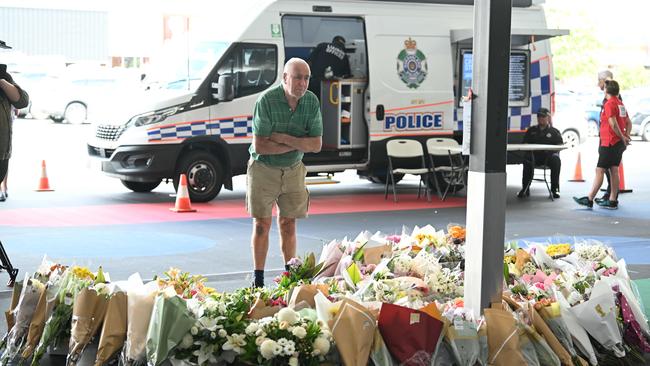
[283, 58, 311, 100]
[284, 58, 310, 75]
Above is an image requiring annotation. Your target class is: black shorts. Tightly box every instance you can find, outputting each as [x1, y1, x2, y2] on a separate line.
[597, 141, 625, 168]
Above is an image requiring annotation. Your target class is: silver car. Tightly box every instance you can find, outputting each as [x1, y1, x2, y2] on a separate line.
[553, 99, 589, 148]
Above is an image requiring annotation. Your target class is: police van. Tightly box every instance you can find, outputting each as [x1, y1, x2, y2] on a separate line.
[87, 0, 567, 202]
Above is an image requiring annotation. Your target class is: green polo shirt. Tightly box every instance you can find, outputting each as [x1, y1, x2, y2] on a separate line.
[249, 84, 322, 167]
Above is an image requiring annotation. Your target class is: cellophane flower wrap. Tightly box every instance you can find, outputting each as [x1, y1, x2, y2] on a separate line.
[0, 274, 44, 365]
[66, 267, 110, 366]
[145, 288, 195, 366]
[30, 265, 95, 366]
[171, 287, 255, 365]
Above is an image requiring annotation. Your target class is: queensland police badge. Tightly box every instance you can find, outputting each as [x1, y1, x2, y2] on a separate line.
[397, 38, 427, 89]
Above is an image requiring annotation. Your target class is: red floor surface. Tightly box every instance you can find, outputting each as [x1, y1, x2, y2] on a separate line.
[1, 194, 466, 227]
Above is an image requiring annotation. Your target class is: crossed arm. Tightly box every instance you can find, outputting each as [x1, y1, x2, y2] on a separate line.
[0, 80, 22, 104]
[253, 133, 322, 155]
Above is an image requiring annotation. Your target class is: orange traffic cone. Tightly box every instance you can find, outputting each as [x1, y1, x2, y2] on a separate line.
[618, 160, 632, 193]
[35, 160, 54, 191]
[568, 152, 585, 182]
[170, 174, 196, 212]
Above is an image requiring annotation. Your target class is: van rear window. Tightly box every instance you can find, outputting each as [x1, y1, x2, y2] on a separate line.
[459, 49, 530, 107]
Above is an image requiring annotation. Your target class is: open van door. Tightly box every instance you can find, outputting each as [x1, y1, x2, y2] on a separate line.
[365, 15, 455, 143]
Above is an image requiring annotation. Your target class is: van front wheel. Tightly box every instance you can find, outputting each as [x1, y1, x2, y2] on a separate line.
[174, 151, 223, 202]
[121, 180, 161, 192]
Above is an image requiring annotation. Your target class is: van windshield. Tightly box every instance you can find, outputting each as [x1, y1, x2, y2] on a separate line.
[146, 40, 229, 92]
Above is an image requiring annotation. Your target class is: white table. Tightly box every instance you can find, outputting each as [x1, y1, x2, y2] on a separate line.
[443, 143, 568, 154]
[506, 143, 568, 152]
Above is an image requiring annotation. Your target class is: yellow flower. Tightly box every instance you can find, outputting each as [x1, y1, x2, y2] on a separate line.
[166, 267, 181, 279]
[71, 266, 95, 281]
[546, 243, 571, 257]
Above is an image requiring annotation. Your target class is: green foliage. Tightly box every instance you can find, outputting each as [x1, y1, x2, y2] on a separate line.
[615, 66, 650, 89]
[550, 27, 603, 82]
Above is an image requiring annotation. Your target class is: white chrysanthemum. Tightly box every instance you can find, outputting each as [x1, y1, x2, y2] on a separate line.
[277, 338, 289, 347]
[313, 337, 330, 355]
[283, 341, 296, 356]
[277, 307, 299, 324]
[245, 322, 259, 335]
[218, 329, 227, 338]
[204, 298, 219, 312]
[260, 339, 277, 359]
[179, 333, 194, 349]
[273, 343, 283, 355]
[292, 326, 307, 339]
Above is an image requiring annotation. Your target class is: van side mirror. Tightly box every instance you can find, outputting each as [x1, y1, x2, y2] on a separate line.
[212, 74, 234, 102]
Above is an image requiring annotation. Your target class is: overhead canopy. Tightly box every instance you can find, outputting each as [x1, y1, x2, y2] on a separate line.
[362, 0, 534, 6]
[450, 28, 569, 46]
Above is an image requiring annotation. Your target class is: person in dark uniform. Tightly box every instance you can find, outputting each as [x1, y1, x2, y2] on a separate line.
[517, 107, 563, 199]
[306, 35, 351, 99]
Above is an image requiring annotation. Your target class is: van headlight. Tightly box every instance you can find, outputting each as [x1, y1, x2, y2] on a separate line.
[128, 106, 180, 127]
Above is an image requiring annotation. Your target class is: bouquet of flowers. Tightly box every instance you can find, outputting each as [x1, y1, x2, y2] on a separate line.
[122, 273, 160, 365]
[574, 241, 614, 263]
[146, 288, 196, 366]
[545, 243, 572, 258]
[441, 303, 480, 366]
[409, 225, 446, 252]
[172, 288, 254, 365]
[0, 275, 44, 365]
[30, 266, 97, 366]
[240, 307, 333, 366]
[157, 268, 215, 300]
[273, 253, 326, 299]
[424, 266, 463, 301]
[67, 270, 111, 366]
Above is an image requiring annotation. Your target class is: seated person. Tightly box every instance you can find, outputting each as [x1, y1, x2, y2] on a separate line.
[518, 107, 563, 199]
[306, 35, 351, 99]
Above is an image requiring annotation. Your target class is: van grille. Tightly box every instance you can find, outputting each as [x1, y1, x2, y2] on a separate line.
[96, 125, 125, 141]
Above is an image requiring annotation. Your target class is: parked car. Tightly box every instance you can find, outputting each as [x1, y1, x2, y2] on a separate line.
[32, 67, 142, 124]
[630, 110, 650, 141]
[554, 98, 589, 148]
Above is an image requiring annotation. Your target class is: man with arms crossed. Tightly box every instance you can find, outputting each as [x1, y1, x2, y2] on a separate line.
[247, 58, 322, 288]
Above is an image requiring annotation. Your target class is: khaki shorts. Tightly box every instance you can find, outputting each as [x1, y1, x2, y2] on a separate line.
[246, 159, 309, 219]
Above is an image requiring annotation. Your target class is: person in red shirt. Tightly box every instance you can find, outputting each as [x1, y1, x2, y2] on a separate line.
[574, 80, 631, 209]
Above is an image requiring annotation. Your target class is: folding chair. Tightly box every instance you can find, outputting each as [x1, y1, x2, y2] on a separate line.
[531, 156, 555, 201]
[384, 139, 431, 202]
[426, 138, 467, 201]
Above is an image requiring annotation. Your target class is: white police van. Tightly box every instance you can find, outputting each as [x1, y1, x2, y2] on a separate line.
[87, 0, 567, 201]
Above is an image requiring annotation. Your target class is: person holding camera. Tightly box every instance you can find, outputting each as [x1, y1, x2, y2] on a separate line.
[0, 40, 30, 202]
